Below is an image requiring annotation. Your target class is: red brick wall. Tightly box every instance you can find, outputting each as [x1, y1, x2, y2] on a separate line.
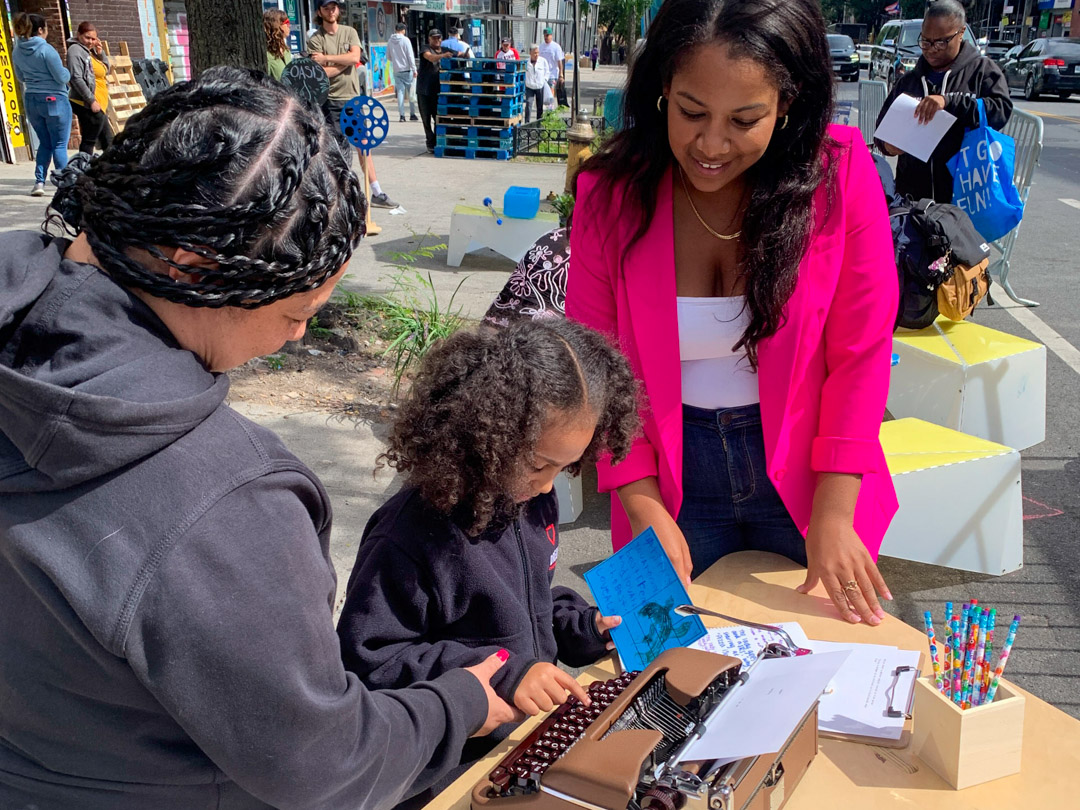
[66, 0, 147, 59]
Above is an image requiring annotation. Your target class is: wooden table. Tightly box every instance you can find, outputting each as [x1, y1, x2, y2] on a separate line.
[426, 551, 1079, 809]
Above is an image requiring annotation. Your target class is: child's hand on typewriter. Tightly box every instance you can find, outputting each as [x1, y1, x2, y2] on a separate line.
[595, 612, 621, 650]
[514, 663, 591, 716]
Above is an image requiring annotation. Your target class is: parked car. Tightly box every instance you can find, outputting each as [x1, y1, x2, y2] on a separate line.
[857, 43, 873, 66]
[1002, 36, 1080, 100]
[984, 39, 1015, 63]
[827, 34, 860, 81]
[869, 19, 979, 90]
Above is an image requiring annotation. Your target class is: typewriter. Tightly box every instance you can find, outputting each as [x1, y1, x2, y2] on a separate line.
[471, 645, 818, 810]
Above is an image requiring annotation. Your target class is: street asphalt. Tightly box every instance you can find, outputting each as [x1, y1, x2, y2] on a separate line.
[2, 65, 1078, 719]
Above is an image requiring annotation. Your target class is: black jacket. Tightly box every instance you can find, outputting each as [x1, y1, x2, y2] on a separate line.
[0, 232, 486, 810]
[876, 41, 1012, 203]
[337, 486, 609, 805]
[338, 487, 608, 700]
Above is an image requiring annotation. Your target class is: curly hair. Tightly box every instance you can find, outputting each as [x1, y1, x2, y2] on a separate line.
[264, 9, 289, 60]
[46, 65, 365, 309]
[382, 320, 641, 536]
[574, 0, 838, 367]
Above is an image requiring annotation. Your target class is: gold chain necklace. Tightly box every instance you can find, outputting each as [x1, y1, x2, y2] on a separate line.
[678, 166, 742, 241]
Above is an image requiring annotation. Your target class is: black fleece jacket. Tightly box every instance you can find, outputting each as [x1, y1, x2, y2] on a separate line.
[875, 41, 1013, 203]
[338, 486, 608, 700]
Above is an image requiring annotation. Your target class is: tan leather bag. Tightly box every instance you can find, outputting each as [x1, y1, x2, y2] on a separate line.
[937, 258, 991, 322]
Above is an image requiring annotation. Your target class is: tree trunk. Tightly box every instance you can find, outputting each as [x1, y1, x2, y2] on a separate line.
[186, 0, 266, 76]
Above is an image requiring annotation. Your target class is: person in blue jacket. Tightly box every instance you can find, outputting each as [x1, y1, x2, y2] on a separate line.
[11, 13, 71, 196]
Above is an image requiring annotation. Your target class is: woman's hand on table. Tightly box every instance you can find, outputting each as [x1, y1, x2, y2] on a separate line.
[797, 514, 891, 625]
[464, 651, 524, 736]
[796, 473, 891, 625]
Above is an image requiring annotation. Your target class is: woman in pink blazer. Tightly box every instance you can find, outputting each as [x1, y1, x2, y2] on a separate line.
[567, 0, 899, 626]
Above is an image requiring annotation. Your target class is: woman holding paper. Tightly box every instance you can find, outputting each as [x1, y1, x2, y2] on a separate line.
[874, 1, 1011, 203]
[567, 0, 898, 626]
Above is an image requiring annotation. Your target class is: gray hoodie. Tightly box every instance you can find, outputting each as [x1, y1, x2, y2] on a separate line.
[66, 39, 109, 106]
[0, 231, 487, 810]
[12, 35, 69, 96]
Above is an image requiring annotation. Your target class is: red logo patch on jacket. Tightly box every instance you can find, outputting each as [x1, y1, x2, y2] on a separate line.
[547, 524, 558, 569]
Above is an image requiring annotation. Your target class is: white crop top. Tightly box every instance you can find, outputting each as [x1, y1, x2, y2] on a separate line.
[676, 296, 759, 408]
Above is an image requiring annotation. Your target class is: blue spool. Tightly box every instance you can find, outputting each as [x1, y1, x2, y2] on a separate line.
[339, 96, 389, 153]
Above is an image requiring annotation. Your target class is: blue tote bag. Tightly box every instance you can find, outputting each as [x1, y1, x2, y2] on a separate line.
[946, 98, 1024, 242]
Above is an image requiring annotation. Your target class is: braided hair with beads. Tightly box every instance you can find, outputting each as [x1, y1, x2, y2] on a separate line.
[47, 66, 366, 309]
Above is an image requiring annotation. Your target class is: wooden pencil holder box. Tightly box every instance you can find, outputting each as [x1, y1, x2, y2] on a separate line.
[911, 675, 1025, 789]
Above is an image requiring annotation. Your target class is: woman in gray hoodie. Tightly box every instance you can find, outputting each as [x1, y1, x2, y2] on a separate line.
[11, 12, 71, 196]
[66, 21, 113, 155]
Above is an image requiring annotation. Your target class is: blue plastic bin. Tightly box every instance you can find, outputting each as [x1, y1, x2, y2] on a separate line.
[503, 186, 540, 219]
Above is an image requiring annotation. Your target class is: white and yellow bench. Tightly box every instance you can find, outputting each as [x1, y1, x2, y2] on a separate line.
[889, 319, 1045, 452]
[446, 205, 560, 268]
[878, 418, 1022, 576]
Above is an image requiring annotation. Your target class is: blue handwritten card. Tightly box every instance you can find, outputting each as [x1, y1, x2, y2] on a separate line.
[583, 527, 706, 671]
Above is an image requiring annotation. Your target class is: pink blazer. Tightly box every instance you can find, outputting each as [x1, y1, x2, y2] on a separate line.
[567, 125, 899, 558]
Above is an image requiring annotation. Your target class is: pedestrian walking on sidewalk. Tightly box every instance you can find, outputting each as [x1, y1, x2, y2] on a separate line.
[591, 45, 599, 70]
[309, 0, 397, 208]
[539, 28, 566, 107]
[66, 22, 113, 156]
[524, 45, 550, 123]
[418, 28, 456, 152]
[0, 66, 514, 810]
[388, 22, 418, 122]
[263, 8, 293, 80]
[12, 13, 71, 197]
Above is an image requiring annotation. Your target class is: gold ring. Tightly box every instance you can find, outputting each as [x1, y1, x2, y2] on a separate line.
[843, 580, 859, 592]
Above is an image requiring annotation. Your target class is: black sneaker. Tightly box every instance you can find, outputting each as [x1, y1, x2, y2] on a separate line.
[370, 191, 399, 209]
[399, 116, 406, 122]
[410, 115, 419, 121]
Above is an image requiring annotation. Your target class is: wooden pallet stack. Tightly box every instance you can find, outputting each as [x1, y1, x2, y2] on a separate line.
[435, 56, 525, 160]
[103, 41, 147, 132]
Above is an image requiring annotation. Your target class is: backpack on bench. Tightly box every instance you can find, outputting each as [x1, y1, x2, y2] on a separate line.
[889, 197, 991, 330]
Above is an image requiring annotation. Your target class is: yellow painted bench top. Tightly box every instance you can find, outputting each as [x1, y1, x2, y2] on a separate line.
[894, 318, 1041, 366]
[452, 204, 560, 221]
[882, 418, 1013, 475]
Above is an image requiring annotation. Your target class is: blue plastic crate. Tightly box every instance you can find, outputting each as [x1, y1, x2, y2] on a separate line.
[436, 124, 514, 139]
[437, 134, 515, 150]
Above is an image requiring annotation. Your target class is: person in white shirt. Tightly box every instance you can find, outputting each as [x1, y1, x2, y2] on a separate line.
[386, 22, 418, 122]
[524, 45, 550, 123]
[538, 28, 565, 104]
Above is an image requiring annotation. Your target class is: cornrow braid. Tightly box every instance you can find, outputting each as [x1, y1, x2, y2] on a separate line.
[46, 66, 365, 309]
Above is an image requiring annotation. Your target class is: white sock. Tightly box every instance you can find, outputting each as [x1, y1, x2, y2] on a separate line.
[370, 180, 383, 196]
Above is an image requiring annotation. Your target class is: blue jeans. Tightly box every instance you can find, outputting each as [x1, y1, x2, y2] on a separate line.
[677, 404, 807, 579]
[24, 92, 72, 184]
[395, 78, 416, 118]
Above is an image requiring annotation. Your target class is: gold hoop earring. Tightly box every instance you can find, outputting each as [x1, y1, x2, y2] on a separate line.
[657, 95, 665, 112]
[780, 114, 788, 130]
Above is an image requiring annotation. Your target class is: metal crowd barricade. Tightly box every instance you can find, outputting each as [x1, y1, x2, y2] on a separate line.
[858, 79, 888, 147]
[991, 108, 1043, 307]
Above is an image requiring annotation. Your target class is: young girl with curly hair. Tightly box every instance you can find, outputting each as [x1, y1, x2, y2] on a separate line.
[337, 318, 641, 805]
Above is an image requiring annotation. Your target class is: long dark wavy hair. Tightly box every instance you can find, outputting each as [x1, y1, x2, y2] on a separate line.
[381, 319, 641, 536]
[264, 9, 289, 59]
[575, 0, 838, 366]
[48, 66, 365, 309]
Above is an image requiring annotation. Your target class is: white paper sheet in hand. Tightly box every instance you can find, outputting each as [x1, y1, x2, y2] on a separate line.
[679, 650, 850, 765]
[873, 93, 956, 163]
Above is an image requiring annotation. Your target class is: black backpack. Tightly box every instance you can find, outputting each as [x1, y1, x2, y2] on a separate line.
[889, 198, 991, 330]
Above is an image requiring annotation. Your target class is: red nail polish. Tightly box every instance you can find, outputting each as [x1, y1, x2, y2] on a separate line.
[496, 649, 509, 662]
